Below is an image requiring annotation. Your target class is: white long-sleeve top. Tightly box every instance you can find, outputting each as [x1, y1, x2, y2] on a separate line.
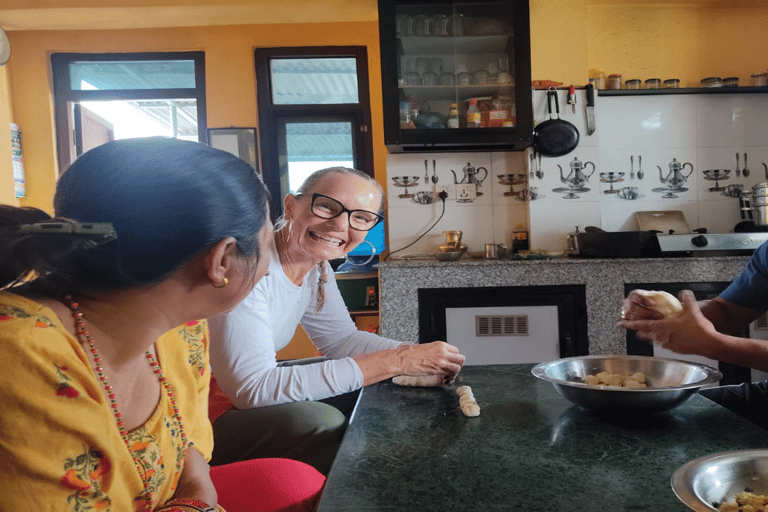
[208, 245, 405, 409]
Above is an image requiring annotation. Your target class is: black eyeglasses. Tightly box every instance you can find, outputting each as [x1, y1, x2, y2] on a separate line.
[303, 193, 383, 231]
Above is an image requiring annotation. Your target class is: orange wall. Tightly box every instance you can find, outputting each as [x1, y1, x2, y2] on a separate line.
[586, 3, 768, 88]
[6, 21, 385, 213]
[530, 1, 768, 88]
[0, 66, 15, 205]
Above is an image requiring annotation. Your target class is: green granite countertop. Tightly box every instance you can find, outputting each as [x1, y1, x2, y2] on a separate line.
[318, 364, 768, 511]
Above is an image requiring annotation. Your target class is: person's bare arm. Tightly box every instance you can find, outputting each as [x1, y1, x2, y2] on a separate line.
[353, 341, 466, 386]
[169, 445, 218, 506]
[699, 296, 765, 334]
[620, 291, 768, 372]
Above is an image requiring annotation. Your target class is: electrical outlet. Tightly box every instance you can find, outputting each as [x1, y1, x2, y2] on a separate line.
[434, 183, 456, 200]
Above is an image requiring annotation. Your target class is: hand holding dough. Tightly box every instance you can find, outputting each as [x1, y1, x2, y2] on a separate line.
[392, 374, 444, 387]
[635, 289, 683, 318]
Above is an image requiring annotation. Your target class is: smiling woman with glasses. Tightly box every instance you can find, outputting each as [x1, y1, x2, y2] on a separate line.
[208, 166, 466, 476]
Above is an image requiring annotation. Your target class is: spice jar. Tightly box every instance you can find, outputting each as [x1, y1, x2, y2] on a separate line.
[751, 73, 768, 87]
[644, 78, 661, 89]
[663, 78, 680, 88]
[607, 74, 622, 90]
[624, 79, 641, 90]
[723, 77, 739, 87]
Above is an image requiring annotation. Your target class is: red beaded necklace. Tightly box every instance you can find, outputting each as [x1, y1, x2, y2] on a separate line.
[66, 295, 187, 507]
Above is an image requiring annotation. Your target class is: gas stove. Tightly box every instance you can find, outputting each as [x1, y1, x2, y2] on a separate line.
[656, 231, 768, 255]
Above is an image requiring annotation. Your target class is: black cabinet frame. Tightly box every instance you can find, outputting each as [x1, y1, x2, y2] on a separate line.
[378, 0, 533, 153]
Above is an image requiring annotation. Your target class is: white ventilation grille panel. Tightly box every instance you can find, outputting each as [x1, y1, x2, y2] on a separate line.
[755, 312, 768, 331]
[476, 315, 529, 337]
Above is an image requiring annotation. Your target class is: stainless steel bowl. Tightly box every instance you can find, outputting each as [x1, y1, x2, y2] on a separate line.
[672, 450, 768, 511]
[532, 355, 722, 414]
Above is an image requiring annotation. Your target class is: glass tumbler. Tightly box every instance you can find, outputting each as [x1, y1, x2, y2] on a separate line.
[439, 73, 456, 86]
[457, 72, 470, 86]
[412, 15, 429, 36]
[420, 72, 438, 86]
[472, 70, 490, 85]
[415, 57, 429, 76]
[404, 72, 420, 86]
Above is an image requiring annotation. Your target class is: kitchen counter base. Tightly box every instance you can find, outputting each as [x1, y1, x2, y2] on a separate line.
[378, 256, 750, 354]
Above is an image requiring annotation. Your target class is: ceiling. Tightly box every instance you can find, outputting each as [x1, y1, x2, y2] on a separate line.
[0, 0, 378, 31]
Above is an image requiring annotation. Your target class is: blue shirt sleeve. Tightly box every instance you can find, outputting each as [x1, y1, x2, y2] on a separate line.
[720, 240, 768, 311]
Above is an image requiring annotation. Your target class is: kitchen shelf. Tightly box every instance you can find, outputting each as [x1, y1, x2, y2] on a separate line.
[598, 86, 768, 96]
[398, 35, 509, 55]
[400, 84, 514, 101]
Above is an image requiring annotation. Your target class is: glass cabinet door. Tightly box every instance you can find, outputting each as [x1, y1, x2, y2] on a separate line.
[379, 0, 532, 152]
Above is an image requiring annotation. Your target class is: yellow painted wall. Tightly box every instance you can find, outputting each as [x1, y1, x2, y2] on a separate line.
[6, 21, 385, 213]
[0, 66, 16, 205]
[529, 1, 768, 88]
[587, 4, 768, 88]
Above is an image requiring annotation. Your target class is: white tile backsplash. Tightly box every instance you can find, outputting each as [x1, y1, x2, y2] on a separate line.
[385, 91, 768, 255]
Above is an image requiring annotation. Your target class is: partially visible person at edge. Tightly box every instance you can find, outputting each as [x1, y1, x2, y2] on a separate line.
[208, 166, 466, 474]
[618, 239, 768, 430]
[0, 137, 324, 511]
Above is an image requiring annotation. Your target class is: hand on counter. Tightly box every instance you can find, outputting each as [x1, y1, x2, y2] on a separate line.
[354, 341, 466, 387]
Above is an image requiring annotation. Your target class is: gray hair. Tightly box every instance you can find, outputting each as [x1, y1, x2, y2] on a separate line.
[296, 167, 384, 214]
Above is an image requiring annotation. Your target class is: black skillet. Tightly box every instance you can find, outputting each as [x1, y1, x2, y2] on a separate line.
[533, 88, 580, 157]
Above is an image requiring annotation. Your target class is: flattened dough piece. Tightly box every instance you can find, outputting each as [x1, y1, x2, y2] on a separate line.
[461, 403, 481, 417]
[392, 375, 444, 387]
[456, 385, 472, 396]
[636, 289, 684, 318]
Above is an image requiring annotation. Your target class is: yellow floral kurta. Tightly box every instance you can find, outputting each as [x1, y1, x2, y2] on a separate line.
[0, 291, 214, 511]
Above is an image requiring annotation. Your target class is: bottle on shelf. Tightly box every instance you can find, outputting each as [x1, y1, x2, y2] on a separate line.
[466, 98, 482, 128]
[447, 103, 459, 129]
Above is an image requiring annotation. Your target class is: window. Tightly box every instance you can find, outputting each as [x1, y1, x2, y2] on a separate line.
[255, 47, 374, 218]
[51, 52, 206, 172]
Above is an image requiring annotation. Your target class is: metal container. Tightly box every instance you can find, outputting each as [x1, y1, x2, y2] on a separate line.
[672, 450, 768, 511]
[531, 355, 722, 414]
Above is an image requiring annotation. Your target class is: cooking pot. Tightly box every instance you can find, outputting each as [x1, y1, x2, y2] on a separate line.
[739, 183, 768, 226]
[569, 226, 661, 258]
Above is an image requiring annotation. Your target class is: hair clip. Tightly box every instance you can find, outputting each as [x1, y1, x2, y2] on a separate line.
[13, 221, 117, 249]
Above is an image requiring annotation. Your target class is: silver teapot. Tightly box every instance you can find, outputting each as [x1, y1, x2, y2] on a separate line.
[559, 158, 595, 189]
[658, 158, 693, 190]
[450, 163, 488, 196]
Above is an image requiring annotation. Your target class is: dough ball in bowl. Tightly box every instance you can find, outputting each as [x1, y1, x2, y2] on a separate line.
[636, 290, 683, 318]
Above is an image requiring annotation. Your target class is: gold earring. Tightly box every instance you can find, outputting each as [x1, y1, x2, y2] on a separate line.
[213, 277, 229, 288]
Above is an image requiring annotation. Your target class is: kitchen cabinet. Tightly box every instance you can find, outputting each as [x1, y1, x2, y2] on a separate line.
[378, 0, 533, 153]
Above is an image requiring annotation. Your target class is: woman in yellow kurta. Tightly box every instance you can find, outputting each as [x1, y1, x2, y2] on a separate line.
[0, 137, 324, 511]
[0, 296, 212, 510]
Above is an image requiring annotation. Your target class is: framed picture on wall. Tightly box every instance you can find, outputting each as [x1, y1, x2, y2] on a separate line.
[207, 127, 259, 172]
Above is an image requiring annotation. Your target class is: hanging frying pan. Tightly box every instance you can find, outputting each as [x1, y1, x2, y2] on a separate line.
[532, 88, 579, 157]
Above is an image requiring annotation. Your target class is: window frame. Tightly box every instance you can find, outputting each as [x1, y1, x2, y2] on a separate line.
[51, 51, 207, 173]
[254, 46, 374, 219]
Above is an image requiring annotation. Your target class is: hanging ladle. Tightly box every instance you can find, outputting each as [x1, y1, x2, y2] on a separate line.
[637, 155, 644, 180]
[536, 153, 543, 179]
[743, 152, 750, 178]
